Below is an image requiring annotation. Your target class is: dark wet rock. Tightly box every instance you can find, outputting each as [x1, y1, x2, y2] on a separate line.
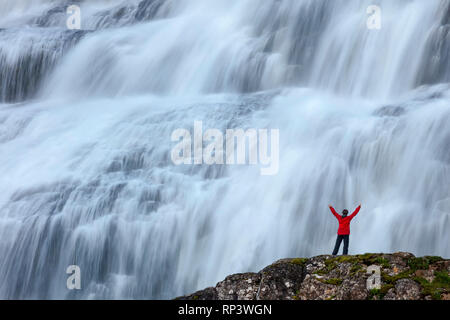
[34, 6, 67, 27]
[416, 2, 450, 87]
[373, 105, 406, 117]
[176, 253, 450, 300]
[135, 0, 166, 21]
[176, 287, 218, 300]
[0, 29, 88, 103]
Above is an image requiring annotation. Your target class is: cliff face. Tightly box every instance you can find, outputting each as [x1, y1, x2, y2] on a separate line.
[177, 253, 450, 300]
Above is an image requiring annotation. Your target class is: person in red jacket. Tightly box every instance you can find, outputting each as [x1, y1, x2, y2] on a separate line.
[329, 204, 361, 255]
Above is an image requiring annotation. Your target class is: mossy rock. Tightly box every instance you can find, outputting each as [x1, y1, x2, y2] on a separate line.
[321, 278, 343, 286]
[368, 284, 394, 300]
[408, 257, 430, 271]
[322, 254, 390, 277]
[406, 256, 444, 271]
[350, 264, 363, 275]
[381, 269, 414, 284]
[330, 255, 359, 264]
[290, 258, 308, 266]
[356, 254, 390, 267]
[314, 269, 329, 275]
[424, 256, 444, 264]
[320, 259, 338, 274]
[356, 253, 377, 260]
[327, 253, 389, 268]
[373, 257, 390, 268]
[414, 271, 450, 300]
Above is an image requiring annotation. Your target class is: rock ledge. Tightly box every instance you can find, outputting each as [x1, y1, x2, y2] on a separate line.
[176, 253, 450, 300]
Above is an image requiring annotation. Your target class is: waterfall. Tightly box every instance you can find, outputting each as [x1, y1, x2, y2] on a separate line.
[0, 0, 449, 299]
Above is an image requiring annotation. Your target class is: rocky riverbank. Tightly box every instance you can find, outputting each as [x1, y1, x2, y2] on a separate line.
[177, 253, 450, 300]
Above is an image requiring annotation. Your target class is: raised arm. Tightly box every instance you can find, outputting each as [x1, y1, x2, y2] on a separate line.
[349, 204, 361, 219]
[329, 205, 340, 220]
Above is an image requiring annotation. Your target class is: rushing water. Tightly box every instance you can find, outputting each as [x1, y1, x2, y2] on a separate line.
[0, 0, 449, 299]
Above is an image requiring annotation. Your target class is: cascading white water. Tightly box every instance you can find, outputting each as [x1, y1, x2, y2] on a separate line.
[0, 0, 449, 299]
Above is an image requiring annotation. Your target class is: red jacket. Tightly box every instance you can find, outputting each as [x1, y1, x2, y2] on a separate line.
[329, 205, 361, 235]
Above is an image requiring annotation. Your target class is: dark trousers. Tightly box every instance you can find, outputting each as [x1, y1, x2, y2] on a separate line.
[332, 235, 349, 255]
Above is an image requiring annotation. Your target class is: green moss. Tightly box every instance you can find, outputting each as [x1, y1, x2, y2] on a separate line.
[431, 292, 442, 300]
[290, 258, 308, 266]
[324, 259, 335, 266]
[321, 254, 390, 278]
[408, 257, 430, 271]
[350, 264, 362, 273]
[192, 295, 199, 300]
[374, 257, 390, 268]
[354, 254, 390, 267]
[322, 278, 343, 286]
[320, 259, 338, 274]
[382, 269, 414, 284]
[314, 269, 328, 275]
[434, 271, 450, 285]
[349, 263, 364, 276]
[323, 255, 359, 270]
[413, 271, 450, 300]
[368, 288, 380, 300]
[326, 254, 390, 276]
[368, 284, 394, 300]
[356, 253, 376, 260]
[425, 256, 444, 264]
[382, 284, 394, 294]
[407, 256, 445, 271]
[328, 253, 389, 268]
[334, 256, 359, 263]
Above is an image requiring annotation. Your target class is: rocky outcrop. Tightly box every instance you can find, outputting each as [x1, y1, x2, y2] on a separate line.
[176, 253, 450, 300]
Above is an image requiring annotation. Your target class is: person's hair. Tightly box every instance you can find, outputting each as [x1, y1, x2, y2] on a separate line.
[342, 209, 349, 216]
